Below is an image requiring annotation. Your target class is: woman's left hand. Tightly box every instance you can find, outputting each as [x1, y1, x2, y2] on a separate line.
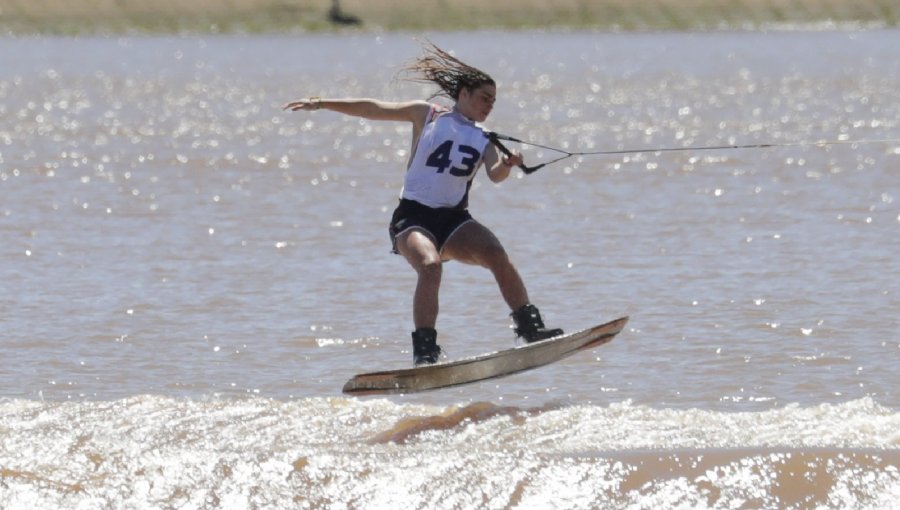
[502, 150, 524, 168]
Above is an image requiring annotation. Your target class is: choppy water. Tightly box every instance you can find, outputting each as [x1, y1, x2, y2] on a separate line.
[1, 30, 899, 508]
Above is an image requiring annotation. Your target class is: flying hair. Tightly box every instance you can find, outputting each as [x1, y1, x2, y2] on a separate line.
[400, 40, 495, 101]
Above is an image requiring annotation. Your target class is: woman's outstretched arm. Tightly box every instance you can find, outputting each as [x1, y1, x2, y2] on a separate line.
[283, 98, 431, 124]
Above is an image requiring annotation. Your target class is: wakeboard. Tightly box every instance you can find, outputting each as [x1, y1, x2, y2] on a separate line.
[342, 316, 628, 395]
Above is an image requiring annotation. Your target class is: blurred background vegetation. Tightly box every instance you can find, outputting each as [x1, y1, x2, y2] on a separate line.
[0, 0, 898, 34]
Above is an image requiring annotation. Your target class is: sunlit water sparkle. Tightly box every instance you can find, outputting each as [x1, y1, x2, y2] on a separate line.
[1, 30, 899, 508]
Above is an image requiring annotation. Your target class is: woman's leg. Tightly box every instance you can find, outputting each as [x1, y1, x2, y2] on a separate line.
[395, 228, 443, 329]
[443, 221, 563, 342]
[441, 221, 529, 310]
[395, 228, 445, 364]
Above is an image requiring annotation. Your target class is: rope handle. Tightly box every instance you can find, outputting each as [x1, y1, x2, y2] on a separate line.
[485, 131, 545, 175]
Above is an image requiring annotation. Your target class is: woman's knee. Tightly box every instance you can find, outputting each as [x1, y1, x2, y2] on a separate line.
[399, 231, 442, 272]
[402, 244, 442, 277]
[416, 255, 443, 281]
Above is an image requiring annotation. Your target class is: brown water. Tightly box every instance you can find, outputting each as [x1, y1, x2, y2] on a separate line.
[1, 31, 899, 508]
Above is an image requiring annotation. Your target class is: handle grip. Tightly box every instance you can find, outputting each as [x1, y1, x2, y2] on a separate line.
[486, 131, 541, 175]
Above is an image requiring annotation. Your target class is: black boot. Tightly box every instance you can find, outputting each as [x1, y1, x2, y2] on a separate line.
[511, 304, 563, 343]
[411, 328, 442, 366]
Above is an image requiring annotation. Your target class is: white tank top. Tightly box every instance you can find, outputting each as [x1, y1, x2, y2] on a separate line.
[401, 106, 490, 209]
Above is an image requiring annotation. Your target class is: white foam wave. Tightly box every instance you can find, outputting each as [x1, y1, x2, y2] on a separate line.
[1, 396, 897, 509]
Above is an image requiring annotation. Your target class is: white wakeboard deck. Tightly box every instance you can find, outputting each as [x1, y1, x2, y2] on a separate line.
[342, 316, 628, 395]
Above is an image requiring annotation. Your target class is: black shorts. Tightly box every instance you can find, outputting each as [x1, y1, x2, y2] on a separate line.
[389, 199, 474, 253]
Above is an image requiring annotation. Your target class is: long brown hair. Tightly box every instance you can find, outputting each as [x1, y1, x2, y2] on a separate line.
[400, 40, 495, 101]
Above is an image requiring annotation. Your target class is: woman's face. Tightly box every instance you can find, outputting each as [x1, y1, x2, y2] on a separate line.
[457, 83, 496, 122]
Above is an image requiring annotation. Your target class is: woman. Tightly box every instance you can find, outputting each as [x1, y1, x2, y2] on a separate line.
[284, 42, 561, 365]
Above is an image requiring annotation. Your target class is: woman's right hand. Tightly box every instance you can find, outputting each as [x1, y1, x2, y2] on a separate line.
[282, 98, 321, 111]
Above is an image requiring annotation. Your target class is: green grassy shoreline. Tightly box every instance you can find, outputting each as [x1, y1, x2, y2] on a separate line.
[1, 0, 898, 35]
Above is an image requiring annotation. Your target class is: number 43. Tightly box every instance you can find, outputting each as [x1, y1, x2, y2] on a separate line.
[426, 140, 481, 177]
